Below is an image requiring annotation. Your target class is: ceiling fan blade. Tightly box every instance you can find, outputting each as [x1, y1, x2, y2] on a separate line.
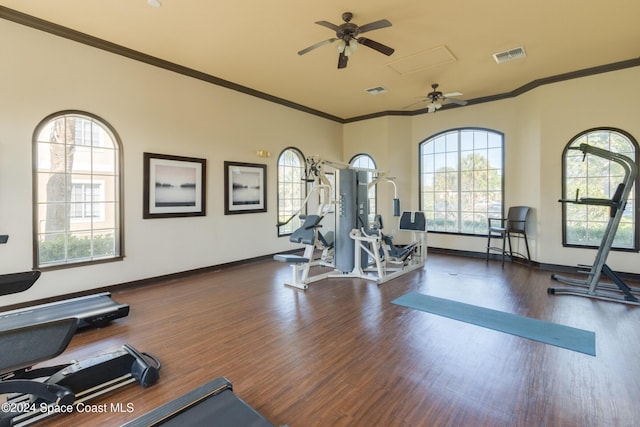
[358, 19, 392, 34]
[444, 97, 468, 106]
[443, 92, 462, 97]
[337, 52, 349, 69]
[315, 20, 340, 31]
[357, 37, 395, 56]
[298, 38, 337, 55]
[402, 99, 427, 109]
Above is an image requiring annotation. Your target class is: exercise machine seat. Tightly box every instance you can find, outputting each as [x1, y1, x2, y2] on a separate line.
[289, 215, 322, 245]
[273, 254, 310, 264]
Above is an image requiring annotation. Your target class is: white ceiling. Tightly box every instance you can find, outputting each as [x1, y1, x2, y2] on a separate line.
[2, 0, 640, 121]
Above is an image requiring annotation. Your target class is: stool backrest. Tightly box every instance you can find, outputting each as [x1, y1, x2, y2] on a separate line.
[507, 206, 530, 233]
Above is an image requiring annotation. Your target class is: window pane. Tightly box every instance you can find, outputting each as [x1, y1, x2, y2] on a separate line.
[34, 112, 122, 268]
[277, 148, 306, 236]
[460, 131, 474, 151]
[351, 154, 377, 224]
[420, 129, 504, 235]
[563, 129, 637, 249]
[38, 233, 67, 265]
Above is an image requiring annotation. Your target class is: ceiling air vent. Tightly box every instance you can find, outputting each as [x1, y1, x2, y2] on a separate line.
[365, 86, 388, 95]
[492, 46, 526, 64]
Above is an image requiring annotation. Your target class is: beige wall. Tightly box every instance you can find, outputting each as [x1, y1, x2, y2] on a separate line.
[344, 66, 640, 272]
[2, 18, 640, 307]
[0, 20, 342, 305]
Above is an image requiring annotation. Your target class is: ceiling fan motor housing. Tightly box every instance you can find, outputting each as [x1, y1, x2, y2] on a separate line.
[430, 84, 443, 101]
[337, 23, 359, 40]
[298, 11, 394, 69]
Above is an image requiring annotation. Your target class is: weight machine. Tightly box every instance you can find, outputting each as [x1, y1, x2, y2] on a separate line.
[273, 156, 337, 289]
[347, 211, 427, 284]
[549, 143, 640, 304]
[275, 157, 427, 288]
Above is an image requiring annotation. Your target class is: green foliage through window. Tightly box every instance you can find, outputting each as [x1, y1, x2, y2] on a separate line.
[563, 128, 638, 250]
[277, 148, 306, 236]
[420, 129, 504, 235]
[33, 111, 122, 268]
[38, 234, 117, 265]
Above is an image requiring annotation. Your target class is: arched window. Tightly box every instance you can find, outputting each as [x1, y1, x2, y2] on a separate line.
[33, 111, 123, 268]
[277, 147, 306, 236]
[419, 128, 504, 235]
[350, 153, 377, 224]
[562, 128, 639, 250]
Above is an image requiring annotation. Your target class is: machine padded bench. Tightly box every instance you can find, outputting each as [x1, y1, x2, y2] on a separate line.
[273, 254, 309, 264]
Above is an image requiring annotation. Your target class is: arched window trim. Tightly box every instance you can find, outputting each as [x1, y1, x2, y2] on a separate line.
[32, 110, 124, 269]
[561, 127, 639, 252]
[419, 127, 505, 236]
[276, 146, 307, 237]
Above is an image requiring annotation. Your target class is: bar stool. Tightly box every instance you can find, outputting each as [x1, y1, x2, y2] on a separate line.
[487, 206, 531, 267]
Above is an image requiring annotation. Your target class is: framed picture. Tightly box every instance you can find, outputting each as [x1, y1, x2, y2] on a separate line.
[224, 161, 267, 214]
[143, 152, 206, 219]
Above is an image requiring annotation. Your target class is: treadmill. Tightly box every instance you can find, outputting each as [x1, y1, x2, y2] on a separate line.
[0, 234, 129, 330]
[1, 318, 161, 427]
[0, 292, 129, 331]
[121, 377, 283, 427]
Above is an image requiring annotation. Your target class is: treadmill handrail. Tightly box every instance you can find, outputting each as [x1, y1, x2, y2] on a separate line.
[0, 292, 129, 332]
[0, 292, 114, 316]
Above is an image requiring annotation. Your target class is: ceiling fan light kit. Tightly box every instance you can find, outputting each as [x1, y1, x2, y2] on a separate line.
[403, 83, 468, 112]
[298, 11, 394, 69]
[427, 102, 442, 113]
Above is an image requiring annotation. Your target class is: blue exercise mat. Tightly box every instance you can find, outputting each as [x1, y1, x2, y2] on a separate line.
[392, 292, 596, 356]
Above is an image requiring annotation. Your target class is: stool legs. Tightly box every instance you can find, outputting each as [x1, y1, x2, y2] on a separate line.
[486, 231, 507, 267]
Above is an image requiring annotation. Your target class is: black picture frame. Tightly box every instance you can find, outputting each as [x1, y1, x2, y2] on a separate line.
[143, 152, 206, 219]
[224, 161, 267, 215]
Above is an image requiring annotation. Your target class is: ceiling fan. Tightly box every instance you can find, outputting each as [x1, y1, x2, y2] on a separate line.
[404, 84, 468, 112]
[298, 12, 395, 69]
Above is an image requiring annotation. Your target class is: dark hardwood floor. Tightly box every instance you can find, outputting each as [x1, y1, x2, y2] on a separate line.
[8, 252, 640, 426]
